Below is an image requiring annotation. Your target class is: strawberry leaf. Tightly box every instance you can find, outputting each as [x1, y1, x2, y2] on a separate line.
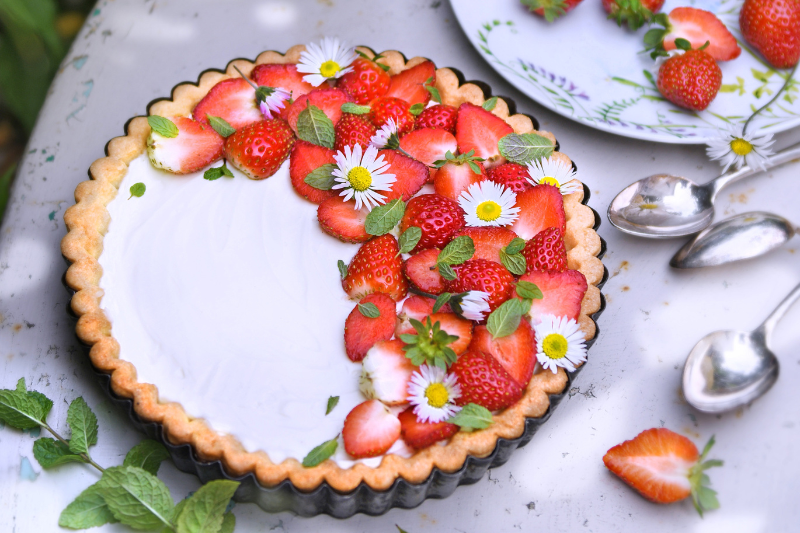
[297, 103, 335, 149]
[688, 434, 723, 517]
[498, 133, 554, 165]
[365, 199, 405, 236]
[401, 317, 458, 369]
[304, 163, 337, 190]
[147, 116, 178, 138]
[302, 437, 338, 467]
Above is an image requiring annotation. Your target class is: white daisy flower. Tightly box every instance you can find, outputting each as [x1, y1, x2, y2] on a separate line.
[407, 364, 462, 424]
[706, 123, 774, 173]
[297, 37, 358, 87]
[526, 156, 582, 195]
[533, 315, 587, 374]
[458, 180, 520, 227]
[459, 291, 491, 321]
[256, 86, 291, 119]
[332, 144, 396, 211]
[370, 118, 399, 150]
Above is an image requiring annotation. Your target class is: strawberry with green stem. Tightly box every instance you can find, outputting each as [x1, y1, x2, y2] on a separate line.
[603, 0, 663, 31]
[521, 0, 584, 23]
[655, 39, 722, 112]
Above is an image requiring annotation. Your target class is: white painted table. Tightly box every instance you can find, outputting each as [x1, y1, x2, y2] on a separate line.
[1, 1, 798, 531]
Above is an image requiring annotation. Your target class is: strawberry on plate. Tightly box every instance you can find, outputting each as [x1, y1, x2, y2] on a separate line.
[404, 248, 446, 294]
[522, 0, 584, 23]
[398, 407, 459, 449]
[334, 113, 377, 153]
[342, 234, 408, 301]
[603, 0, 664, 31]
[317, 197, 370, 243]
[455, 103, 513, 168]
[147, 116, 224, 174]
[193, 78, 264, 130]
[521, 226, 567, 274]
[645, 8, 741, 62]
[396, 297, 473, 355]
[656, 43, 722, 111]
[286, 87, 352, 133]
[289, 140, 336, 204]
[433, 151, 486, 201]
[384, 60, 436, 106]
[399, 194, 465, 252]
[399, 128, 458, 167]
[450, 350, 523, 411]
[250, 63, 316, 99]
[344, 293, 398, 362]
[448, 259, 515, 312]
[453, 227, 517, 264]
[224, 119, 295, 180]
[359, 339, 417, 405]
[603, 428, 723, 515]
[740, 0, 800, 68]
[485, 162, 533, 195]
[469, 320, 536, 386]
[342, 399, 401, 459]
[379, 149, 429, 201]
[521, 269, 587, 324]
[336, 57, 391, 104]
[369, 96, 415, 135]
[511, 184, 566, 240]
[415, 104, 458, 134]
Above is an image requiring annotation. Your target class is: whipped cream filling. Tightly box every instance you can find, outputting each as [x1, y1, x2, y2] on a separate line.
[99, 154, 411, 467]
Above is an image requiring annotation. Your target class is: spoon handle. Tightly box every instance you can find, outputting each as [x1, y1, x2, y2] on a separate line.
[757, 282, 800, 343]
[708, 141, 800, 201]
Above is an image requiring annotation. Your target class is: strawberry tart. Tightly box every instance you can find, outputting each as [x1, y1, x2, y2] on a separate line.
[61, 40, 604, 513]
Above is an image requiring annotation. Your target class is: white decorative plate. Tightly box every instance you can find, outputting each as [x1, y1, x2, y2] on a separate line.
[452, 0, 799, 144]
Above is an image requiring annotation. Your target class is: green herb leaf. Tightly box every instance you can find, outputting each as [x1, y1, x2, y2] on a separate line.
[174, 479, 239, 533]
[296, 103, 335, 149]
[326, 396, 340, 415]
[302, 437, 338, 467]
[147, 116, 178, 138]
[123, 440, 170, 476]
[203, 161, 234, 181]
[396, 525, 409, 533]
[499, 249, 526, 276]
[341, 102, 371, 115]
[438, 262, 456, 281]
[397, 226, 422, 255]
[497, 133, 554, 165]
[482, 96, 498, 111]
[98, 465, 175, 530]
[337, 260, 348, 280]
[432, 292, 452, 313]
[358, 302, 381, 318]
[33, 438, 84, 468]
[303, 163, 338, 190]
[206, 115, 235, 138]
[448, 403, 493, 431]
[409, 103, 425, 116]
[0, 378, 52, 430]
[486, 299, 524, 339]
[219, 513, 236, 533]
[516, 281, 543, 300]
[66, 397, 98, 455]
[401, 317, 459, 369]
[59, 483, 118, 529]
[424, 76, 441, 103]
[505, 237, 525, 255]
[438, 236, 475, 266]
[129, 183, 146, 199]
[365, 198, 405, 236]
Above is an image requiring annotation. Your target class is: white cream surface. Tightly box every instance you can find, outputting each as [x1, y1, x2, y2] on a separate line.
[99, 154, 411, 467]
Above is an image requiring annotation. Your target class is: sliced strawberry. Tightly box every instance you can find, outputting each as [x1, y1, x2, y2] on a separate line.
[342, 234, 408, 301]
[521, 269, 587, 325]
[344, 293, 398, 362]
[662, 8, 741, 62]
[289, 140, 336, 204]
[384, 60, 436, 106]
[379, 150, 429, 202]
[397, 294, 441, 319]
[415, 104, 458, 134]
[511, 184, 566, 240]
[455, 103, 513, 168]
[432, 151, 487, 201]
[396, 303, 473, 355]
[192, 78, 263, 130]
[404, 248, 446, 295]
[223, 119, 295, 180]
[398, 407, 459, 449]
[286, 87, 352, 133]
[450, 350, 523, 411]
[486, 163, 534, 194]
[334, 113, 377, 153]
[469, 321, 536, 386]
[522, 226, 567, 274]
[250, 63, 316, 99]
[369, 97, 415, 135]
[336, 58, 391, 104]
[399, 194, 465, 252]
[342, 399, 401, 459]
[317, 197, 370, 243]
[147, 116, 224, 174]
[399, 128, 458, 167]
[359, 339, 416, 405]
[453, 227, 517, 264]
[448, 259, 515, 312]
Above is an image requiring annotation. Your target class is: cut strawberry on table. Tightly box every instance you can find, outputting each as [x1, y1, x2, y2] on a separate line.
[342, 234, 408, 301]
[344, 293, 398, 362]
[369, 96, 415, 135]
[644, 8, 741, 62]
[603, 428, 723, 516]
[334, 113, 377, 153]
[453, 227, 517, 265]
[398, 407, 459, 449]
[384, 60, 436, 106]
[223, 118, 295, 179]
[404, 248, 446, 294]
[399, 128, 458, 167]
[740, 0, 800, 68]
[521, 0, 585, 23]
[511, 184, 566, 240]
[379, 149, 429, 201]
[603, 0, 664, 31]
[286, 87, 352, 133]
[289, 140, 336, 204]
[342, 399, 401, 459]
[522, 226, 567, 274]
[469, 320, 536, 386]
[399, 193, 465, 252]
[455, 103, 513, 168]
[251, 63, 316, 99]
[336, 57, 391, 104]
[485, 162, 533, 195]
[359, 339, 416, 405]
[147, 116, 224, 174]
[317, 197, 370, 243]
[433, 151, 486, 201]
[415, 104, 458, 134]
[656, 41, 722, 112]
[192, 78, 264, 130]
[448, 259, 515, 312]
[450, 350, 524, 411]
[522, 269, 587, 324]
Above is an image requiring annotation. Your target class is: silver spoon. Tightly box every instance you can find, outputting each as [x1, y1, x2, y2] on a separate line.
[608, 142, 800, 239]
[670, 212, 797, 268]
[682, 282, 800, 413]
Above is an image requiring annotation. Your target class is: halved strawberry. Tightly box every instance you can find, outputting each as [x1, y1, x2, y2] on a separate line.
[334, 113, 377, 153]
[649, 8, 741, 62]
[250, 63, 316, 99]
[403, 248, 446, 294]
[398, 407, 459, 449]
[384, 60, 436, 106]
[521, 226, 567, 274]
[453, 227, 517, 264]
[415, 104, 458, 134]
[399, 128, 458, 167]
[147, 116, 224, 174]
[396, 301, 473, 355]
[399, 194, 465, 252]
[192, 78, 263, 130]
[342, 234, 408, 301]
[286, 87, 352, 133]
[317, 197, 370, 243]
[448, 259, 515, 312]
[369, 97, 415, 135]
[289, 140, 336, 204]
[450, 350, 523, 411]
[511, 184, 566, 240]
[455, 103, 513, 168]
[223, 119, 295, 180]
[486, 163, 534, 194]
[521, 269, 587, 324]
[336, 58, 391, 104]
[342, 399, 401, 459]
[344, 293, 398, 362]
[359, 339, 416, 405]
[469, 321, 536, 386]
[432, 152, 486, 201]
[379, 150, 430, 202]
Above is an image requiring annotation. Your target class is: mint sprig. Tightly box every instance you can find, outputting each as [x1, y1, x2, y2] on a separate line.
[147, 116, 178, 138]
[400, 317, 459, 370]
[123, 439, 170, 475]
[499, 237, 527, 276]
[497, 133, 554, 165]
[296, 103, 335, 149]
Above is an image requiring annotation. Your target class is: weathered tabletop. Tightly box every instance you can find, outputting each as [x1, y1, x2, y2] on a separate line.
[1, 0, 798, 531]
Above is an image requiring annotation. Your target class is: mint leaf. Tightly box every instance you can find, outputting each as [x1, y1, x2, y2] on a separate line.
[365, 198, 405, 236]
[124, 440, 170, 476]
[438, 236, 475, 266]
[325, 396, 339, 415]
[438, 262, 456, 281]
[66, 397, 98, 455]
[358, 302, 381, 318]
[433, 292, 452, 313]
[59, 483, 118, 529]
[497, 133, 554, 165]
[448, 403, 493, 431]
[302, 437, 338, 467]
[516, 281, 542, 300]
[0, 378, 52, 430]
[424, 76, 441, 103]
[33, 438, 84, 468]
[409, 103, 425, 116]
[337, 259, 348, 280]
[206, 115, 235, 138]
[296, 103, 335, 149]
[397, 226, 422, 255]
[499, 249, 526, 276]
[486, 299, 524, 339]
[505, 237, 525, 255]
[204, 161, 233, 181]
[129, 183, 146, 199]
[98, 465, 175, 530]
[482, 96, 498, 111]
[147, 116, 179, 138]
[174, 479, 239, 533]
[341, 102, 370, 115]
[219, 513, 236, 533]
[304, 163, 337, 190]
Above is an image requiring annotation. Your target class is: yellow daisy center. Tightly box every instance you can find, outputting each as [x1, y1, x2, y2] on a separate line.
[348, 166, 372, 191]
[476, 200, 502, 222]
[542, 333, 569, 360]
[425, 383, 450, 408]
[539, 176, 560, 187]
[730, 138, 753, 156]
[320, 60, 341, 78]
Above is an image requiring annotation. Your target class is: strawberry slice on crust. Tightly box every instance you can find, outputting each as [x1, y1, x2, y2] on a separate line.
[455, 103, 513, 168]
[521, 269, 588, 325]
[384, 60, 436, 106]
[147, 116, 224, 174]
[521, 226, 568, 274]
[286, 87, 352, 133]
[448, 259, 515, 312]
[399, 128, 458, 167]
[486, 162, 534, 195]
[469, 321, 536, 387]
[289, 140, 336, 204]
[192, 78, 263, 130]
[404, 248, 446, 295]
[433, 159, 486, 200]
[398, 407, 459, 449]
[223, 119, 295, 180]
[342, 234, 408, 301]
[379, 150, 429, 202]
[453, 227, 517, 265]
[511, 184, 566, 240]
[250, 63, 316, 99]
[317, 197, 370, 244]
[344, 293, 398, 362]
[450, 350, 524, 411]
[359, 339, 416, 405]
[342, 399, 401, 459]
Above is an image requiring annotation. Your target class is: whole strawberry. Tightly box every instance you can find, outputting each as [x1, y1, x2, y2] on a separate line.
[415, 104, 458, 134]
[224, 119, 295, 179]
[399, 194, 465, 252]
[450, 350, 523, 411]
[603, 0, 664, 30]
[336, 57, 391, 104]
[485, 163, 533, 195]
[334, 113, 377, 153]
[370, 96, 415, 136]
[342, 234, 408, 301]
[521, 0, 584, 22]
[740, 0, 800, 68]
[656, 42, 722, 111]
[448, 259, 515, 312]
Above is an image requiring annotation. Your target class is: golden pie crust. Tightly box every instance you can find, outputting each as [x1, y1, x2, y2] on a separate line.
[61, 46, 604, 492]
